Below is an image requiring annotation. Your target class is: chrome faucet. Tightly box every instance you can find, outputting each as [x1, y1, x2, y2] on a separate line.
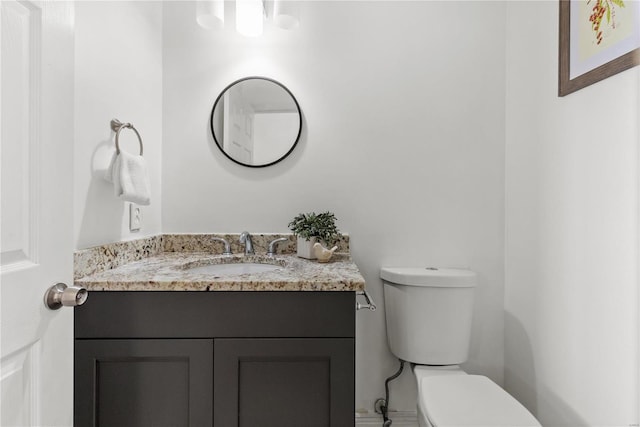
[239, 231, 254, 255]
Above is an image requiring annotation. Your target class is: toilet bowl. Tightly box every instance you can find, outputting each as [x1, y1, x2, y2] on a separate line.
[380, 267, 541, 427]
[414, 366, 540, 427]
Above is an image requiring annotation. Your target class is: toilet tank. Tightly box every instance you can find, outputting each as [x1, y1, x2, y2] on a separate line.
[380, 267, 476, 365]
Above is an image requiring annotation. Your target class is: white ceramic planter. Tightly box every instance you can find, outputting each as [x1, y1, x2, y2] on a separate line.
[296, 236, 317, 259]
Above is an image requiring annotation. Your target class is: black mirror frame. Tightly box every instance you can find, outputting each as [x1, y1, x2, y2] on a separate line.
[209, 76, 302, 168]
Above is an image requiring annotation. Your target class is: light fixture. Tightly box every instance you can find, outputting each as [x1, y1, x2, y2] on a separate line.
[196, 0, 224, 30]
[236, 0, 264, 37]
[273, 0, 299, 30]
[197, 0, 298, 37]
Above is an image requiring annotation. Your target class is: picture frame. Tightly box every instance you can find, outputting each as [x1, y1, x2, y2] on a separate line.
[559, 0, 639, 97]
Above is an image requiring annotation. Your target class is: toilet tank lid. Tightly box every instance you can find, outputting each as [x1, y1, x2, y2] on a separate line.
[380, 267, 476, 288]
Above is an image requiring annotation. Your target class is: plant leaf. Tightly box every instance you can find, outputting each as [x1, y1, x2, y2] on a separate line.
[288, 211, 340, 244]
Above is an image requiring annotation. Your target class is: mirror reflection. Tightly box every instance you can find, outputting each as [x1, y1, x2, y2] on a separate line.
[210, 77, 302, 167]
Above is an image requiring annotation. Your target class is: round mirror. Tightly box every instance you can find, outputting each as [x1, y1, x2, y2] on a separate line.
[210, 77, 302, 168]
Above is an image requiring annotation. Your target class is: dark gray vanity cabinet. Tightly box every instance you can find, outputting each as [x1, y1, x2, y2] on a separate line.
[74, 291, 355, 427]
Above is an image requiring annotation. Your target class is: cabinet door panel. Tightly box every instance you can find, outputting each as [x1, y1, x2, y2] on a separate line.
[214, 338, 354, 427]
[75, 339, 213, 427]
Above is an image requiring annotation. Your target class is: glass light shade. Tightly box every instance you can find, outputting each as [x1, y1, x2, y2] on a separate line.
[236, 0, 263, 37]
[273, 0, 299, 30]
[196, 0, 224, 29]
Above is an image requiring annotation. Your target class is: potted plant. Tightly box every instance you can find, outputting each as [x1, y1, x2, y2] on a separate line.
[288, 211, 340, 259]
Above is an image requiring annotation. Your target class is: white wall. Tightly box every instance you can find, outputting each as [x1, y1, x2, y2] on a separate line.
[74, 1, 163, 250]
[505, 2, 639, 425]
[163, 1, 506, 413]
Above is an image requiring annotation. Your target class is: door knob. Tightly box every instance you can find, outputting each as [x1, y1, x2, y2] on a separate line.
[44, 283, 88, 310]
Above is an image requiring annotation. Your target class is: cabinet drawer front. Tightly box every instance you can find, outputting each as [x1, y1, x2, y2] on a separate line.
[75, 291, 355, 338]
[75, 339, 213, 427]
[214, 338, 355, 427]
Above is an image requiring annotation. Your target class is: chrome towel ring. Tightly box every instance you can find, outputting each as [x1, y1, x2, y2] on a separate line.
[110, 118, 143, 156]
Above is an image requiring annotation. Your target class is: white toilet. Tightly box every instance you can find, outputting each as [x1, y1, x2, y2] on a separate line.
[380, 267, 541, 427]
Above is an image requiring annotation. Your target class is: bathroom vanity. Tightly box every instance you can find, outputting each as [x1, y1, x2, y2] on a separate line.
[73, 234, 365, 427]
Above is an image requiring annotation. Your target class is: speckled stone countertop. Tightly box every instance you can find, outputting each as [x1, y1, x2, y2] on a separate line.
[74, 234, 365, 292]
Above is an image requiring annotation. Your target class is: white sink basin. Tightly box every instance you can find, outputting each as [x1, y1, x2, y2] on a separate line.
[186, 263, 282, 276]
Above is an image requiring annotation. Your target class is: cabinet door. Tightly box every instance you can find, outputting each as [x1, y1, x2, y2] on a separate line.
[214, 338, 354, 427]
[75, 339, 213, 427]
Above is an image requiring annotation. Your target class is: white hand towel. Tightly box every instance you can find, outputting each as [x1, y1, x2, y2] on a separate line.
[104, 151, 151, 205]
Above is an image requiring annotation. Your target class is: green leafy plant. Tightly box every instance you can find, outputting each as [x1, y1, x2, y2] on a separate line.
[288, 211, 340, 245]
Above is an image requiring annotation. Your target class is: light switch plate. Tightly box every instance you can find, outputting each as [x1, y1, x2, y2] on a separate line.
[129, 203, 142, 232]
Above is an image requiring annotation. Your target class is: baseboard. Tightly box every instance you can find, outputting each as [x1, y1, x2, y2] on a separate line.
[355, 411, 418, 427]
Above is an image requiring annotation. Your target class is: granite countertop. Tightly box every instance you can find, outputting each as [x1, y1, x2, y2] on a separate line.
[75, 251, 366, 292]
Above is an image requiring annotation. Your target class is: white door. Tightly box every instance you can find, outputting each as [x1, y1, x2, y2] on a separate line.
[0, 1, 75, 426]
[224, 89, 254, 164]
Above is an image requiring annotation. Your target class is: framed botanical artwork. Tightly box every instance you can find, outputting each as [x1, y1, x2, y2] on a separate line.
[559, 0, 640, 96]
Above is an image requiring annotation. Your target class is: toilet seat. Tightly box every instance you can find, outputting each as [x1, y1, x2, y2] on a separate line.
[419, 374, 541, 427]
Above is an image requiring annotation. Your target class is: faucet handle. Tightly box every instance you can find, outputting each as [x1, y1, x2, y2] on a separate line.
[267, 237, 289, 257]
[211, 237, 232, 256]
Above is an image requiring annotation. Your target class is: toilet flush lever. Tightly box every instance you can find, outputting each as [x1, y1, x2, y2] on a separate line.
[356, 290, 377, 311]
